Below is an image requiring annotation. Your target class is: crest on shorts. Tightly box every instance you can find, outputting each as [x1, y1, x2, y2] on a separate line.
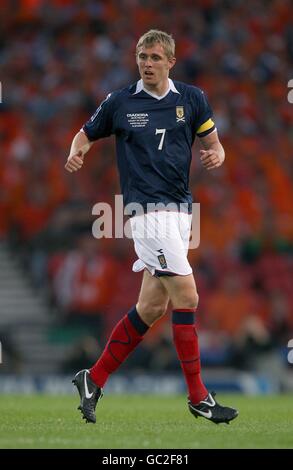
[176, 106, 185, 122]
[157, 250, 168, 269]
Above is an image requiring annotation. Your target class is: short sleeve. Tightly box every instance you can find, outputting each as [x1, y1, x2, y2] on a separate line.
[82, 93, 115, 141]
[195, 89, 216, 138]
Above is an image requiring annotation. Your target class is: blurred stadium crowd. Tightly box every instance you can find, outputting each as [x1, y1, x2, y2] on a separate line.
[0, 0, 292, 374]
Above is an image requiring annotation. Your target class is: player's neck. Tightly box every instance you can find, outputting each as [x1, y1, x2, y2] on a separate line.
[143, 78, 170, 98]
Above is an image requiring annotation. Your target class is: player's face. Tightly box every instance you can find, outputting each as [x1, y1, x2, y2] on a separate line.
[136, 43, 176, 90]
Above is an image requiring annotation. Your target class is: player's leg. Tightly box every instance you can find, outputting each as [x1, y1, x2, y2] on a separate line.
[159, 273, 206, 404]
[90, 269, 169, 383]
[159, 272, 199, 309]
[73, 269, 169, 423]
[159, 273, 238, 424]
[136, 268, 169, 326]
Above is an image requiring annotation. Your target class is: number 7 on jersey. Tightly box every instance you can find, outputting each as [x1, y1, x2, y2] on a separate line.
[155, 128, 166, 150]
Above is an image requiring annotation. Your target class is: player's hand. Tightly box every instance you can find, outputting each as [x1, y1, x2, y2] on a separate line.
[200, 149, 224, 170]
[65, 151, 84, 172]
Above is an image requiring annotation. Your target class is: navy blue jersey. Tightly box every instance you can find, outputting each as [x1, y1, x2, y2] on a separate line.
[83, 79, 215, 208]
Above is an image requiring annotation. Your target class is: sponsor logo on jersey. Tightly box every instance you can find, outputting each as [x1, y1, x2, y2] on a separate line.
[127, 113, 149, 128]
[176, 106, 185, 122]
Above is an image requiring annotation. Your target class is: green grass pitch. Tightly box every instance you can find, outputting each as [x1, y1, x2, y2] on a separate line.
[0, 394, 292, 449]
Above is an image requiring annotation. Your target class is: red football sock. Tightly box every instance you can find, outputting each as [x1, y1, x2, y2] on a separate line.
[172, 308, 208, 404]
[90, 306, 149, 387]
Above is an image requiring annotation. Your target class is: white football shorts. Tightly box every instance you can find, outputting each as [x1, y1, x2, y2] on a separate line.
[130, 211, 192, 277]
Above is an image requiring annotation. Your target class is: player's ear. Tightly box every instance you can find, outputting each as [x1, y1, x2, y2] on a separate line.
[168, 57, 176, 70]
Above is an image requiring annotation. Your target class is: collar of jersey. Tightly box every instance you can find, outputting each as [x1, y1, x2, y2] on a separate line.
[133, 78, 180, 100]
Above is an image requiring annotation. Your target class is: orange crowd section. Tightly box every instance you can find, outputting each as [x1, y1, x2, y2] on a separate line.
[0, 0, 292, 341]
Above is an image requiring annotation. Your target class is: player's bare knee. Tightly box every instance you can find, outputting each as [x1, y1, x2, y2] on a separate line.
[173, 291, 199, 310]
[137, 302, 167, 325]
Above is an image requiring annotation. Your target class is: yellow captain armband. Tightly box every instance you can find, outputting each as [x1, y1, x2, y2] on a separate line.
[196, 118, 215, 137]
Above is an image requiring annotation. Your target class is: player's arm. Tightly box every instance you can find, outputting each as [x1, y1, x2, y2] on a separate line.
[65, 130, 93, 173]
[199, 129, 225, 171]
[65, 91, 116, 173]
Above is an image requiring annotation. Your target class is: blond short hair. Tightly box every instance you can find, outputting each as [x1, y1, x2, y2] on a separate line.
[136, 29, 175, 59]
